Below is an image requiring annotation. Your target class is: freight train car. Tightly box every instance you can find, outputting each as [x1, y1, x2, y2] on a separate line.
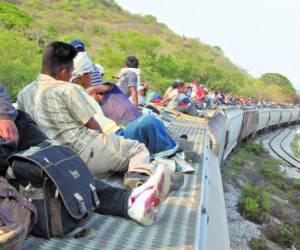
[238, 108, 258, 142]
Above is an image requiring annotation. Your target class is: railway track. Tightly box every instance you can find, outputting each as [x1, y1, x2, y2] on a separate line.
[268, 126, 300, 171]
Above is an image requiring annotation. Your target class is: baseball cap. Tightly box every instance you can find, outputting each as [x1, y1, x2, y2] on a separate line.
[70, 40, 85, 49]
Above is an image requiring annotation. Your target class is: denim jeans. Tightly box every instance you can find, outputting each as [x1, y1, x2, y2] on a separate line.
[119, 115, 177, 154]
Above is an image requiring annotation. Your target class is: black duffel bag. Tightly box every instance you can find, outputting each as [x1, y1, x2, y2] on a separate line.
[6, 141, 100, 238]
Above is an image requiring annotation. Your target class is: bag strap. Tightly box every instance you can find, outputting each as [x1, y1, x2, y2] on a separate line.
[0, 206, 15, 226]
[0, 177, 38, 226]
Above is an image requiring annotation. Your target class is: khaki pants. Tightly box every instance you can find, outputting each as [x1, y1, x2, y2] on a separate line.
[79, 133, 154, 177]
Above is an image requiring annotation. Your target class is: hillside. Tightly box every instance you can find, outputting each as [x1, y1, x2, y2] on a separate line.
[0, 0, 297, 102]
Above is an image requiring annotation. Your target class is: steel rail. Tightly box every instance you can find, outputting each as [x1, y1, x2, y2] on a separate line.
[268, 127, 300, 171]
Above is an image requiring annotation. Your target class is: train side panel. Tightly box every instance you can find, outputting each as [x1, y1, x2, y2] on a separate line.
[268, 109, 281, 127]
[222, 108, 244, 160]
[208, 111, 227, 161]
[280, 109, 292, 125]
[239, 109, 258, 140]
[289, 109, 299, 123]
[256, 108, 270, 131]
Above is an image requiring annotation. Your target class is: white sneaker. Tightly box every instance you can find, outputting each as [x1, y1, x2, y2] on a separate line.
[128, 165, 171, 226]
[154, 157, 185, 191]
[172, 156, 195, 174]
[155, 156, 195, 174]
[154, 157, 176, 172]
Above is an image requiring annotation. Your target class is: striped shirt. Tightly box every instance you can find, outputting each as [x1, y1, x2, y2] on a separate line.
[17, 74, 99, 153]
[91, 63, 104, 85]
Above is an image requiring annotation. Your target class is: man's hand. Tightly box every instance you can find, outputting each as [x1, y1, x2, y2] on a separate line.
[0, 119, 19, 143]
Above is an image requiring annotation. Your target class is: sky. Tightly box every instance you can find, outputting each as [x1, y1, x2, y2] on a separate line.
[115, 0, 300, 90]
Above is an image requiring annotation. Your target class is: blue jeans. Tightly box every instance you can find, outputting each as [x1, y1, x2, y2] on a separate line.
[116, 115, 177, 155]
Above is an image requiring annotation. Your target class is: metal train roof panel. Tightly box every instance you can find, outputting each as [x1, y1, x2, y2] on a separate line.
[21, 113, 209, 250]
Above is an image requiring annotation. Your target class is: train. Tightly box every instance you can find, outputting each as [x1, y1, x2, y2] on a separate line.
[15, 105, 300, 250]
[205, 106, 300, 250]
[209, 107, 300, 163]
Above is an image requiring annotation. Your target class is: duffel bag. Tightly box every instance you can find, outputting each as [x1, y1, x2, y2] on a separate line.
[7, 141, 100, 238]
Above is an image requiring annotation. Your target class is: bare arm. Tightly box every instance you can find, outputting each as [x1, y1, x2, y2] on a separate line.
[157, 96, 170, 106]
[0, 83, 19, 143]
[129, 86, 138, 107]
[84, 117, 102, 132]
[87, 84, 112, 95]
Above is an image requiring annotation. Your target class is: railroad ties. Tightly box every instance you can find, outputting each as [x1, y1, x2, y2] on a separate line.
[269, 127, 300, 171]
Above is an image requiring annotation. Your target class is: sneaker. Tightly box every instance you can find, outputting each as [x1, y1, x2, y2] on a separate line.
[127, 165, 171, 226]
[155, 156, 195, 174]
[124, 172, 150, 188]
[172, 156, 195, 174]
[154, 157, 176, 172]
[154, 157, 184, 191]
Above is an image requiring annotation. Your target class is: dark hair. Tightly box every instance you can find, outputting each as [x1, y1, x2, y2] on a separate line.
[74, 46, 85, 52]
[42, 41, 77, 77]
[125, 56, 139, 68]
[172, 80, 184, 89]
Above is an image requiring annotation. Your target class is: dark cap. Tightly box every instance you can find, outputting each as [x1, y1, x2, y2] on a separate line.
[70, 40, 85, 49]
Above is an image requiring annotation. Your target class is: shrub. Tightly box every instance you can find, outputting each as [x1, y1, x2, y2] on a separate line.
[0, 3, 32, 29]
[0, 29, 41, 99]
[244, 140, 265, 154]
[238, 184, 269, 223]
[292, 179, 300, 190]
[249, 237, 269, 250]
[264, 223, 296, 248]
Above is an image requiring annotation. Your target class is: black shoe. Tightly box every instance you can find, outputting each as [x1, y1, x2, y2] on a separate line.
[124, 172, 150, 188]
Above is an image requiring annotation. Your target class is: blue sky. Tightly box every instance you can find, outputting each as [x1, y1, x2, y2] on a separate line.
[115, 0, 300, 90]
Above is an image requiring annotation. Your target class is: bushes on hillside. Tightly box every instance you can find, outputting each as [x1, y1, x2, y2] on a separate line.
[0, 29, 41, 99]
[238, 184, 270, 224]
[0, 3, 32, 29]
[0, 0, 297, 102]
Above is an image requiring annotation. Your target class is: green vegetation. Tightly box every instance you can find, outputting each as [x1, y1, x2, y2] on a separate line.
[223, 139, 300, 248]
[249, 237, 269, 250]
[290, 131, 300, 158]
[0, 3, 32, 29]
[0, 1, 298, 101]
[224, 140, 265, 181]
[238, 184, 269, 223]
[243, 140, 265, 154]
[264, 223, 297, 248]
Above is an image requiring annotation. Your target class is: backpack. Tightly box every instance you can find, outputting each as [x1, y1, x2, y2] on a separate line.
[0, 177, 37, 249]
[7, 141, 100, 238]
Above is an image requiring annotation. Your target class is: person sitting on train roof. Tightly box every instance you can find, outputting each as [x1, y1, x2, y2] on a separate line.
[17, 41, 177, 188]
[115, 55, 141, 108]
[190, 80, 206, 110]
[69, 51, 180, 159]
[70, 40, 105, 85]
[157, 80, 204, 116]
[70, 40, 142, 126]
[2, 87, 172, 227]
[130, 83, 149, 107]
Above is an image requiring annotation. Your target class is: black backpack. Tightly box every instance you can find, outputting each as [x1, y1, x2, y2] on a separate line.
[7, 141, 100, 238]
